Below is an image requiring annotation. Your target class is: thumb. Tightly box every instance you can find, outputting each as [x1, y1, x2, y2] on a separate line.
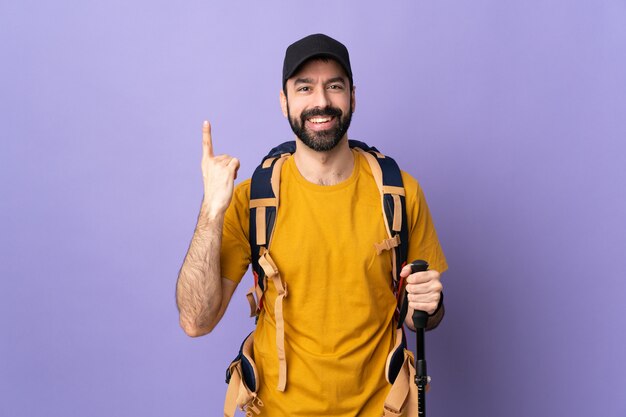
[399, 264, 412, 278]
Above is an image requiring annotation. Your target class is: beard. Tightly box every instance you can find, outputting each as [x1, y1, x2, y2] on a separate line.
[287, 103, 352, 152]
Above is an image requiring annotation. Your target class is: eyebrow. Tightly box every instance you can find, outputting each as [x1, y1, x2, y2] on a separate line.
[326, 77, 346, 86]
[294, 77, 315, 86]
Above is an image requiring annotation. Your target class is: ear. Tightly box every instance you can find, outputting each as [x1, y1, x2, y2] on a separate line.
[350, 85, 356, 113]
[279, 89, 288, 118]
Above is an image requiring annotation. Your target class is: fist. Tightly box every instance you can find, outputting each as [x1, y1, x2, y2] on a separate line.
[399, 266, 442, 315]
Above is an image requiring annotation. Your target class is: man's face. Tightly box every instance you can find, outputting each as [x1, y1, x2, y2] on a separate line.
[281, 59, 355, 152]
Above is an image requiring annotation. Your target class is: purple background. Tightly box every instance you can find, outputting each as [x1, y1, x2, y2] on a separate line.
[2, 1, 625, 416]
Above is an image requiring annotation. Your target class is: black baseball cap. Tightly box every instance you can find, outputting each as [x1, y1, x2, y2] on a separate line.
[282, 34, 353, 89]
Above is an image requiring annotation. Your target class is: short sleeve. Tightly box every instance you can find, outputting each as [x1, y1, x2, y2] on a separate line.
[402, 172, 448, 274]
[220, 179, 252, 284]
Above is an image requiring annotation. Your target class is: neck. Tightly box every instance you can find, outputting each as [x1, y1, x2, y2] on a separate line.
[293, 136, 354, 186]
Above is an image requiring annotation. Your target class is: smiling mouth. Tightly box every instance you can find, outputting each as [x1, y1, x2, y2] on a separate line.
[305, 116, 337, 131]
[307, 116, 334, 124]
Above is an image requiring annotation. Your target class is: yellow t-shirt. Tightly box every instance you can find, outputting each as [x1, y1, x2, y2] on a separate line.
[221, 149, 447, 417]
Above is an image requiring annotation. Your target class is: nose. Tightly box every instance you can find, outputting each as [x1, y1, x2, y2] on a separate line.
[311, 86, 330, 108]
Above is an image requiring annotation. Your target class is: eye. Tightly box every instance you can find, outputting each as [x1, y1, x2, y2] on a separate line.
[297, 86, 311, 92]
[328, 84, 344, 90]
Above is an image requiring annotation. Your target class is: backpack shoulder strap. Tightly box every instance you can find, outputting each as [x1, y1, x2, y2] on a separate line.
[353, 144, 413, 388]
[352, 146, 409, 327]
[247, 141, 294, 393]
[248, 142, 294, 306]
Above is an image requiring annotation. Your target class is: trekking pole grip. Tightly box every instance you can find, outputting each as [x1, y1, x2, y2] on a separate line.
[409, 260, 430, 329]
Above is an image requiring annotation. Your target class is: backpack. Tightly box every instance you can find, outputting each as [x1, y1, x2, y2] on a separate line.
[224, 140, 419, 417]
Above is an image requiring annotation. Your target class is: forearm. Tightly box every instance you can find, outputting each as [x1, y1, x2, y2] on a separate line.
[176, 204, 225, 337]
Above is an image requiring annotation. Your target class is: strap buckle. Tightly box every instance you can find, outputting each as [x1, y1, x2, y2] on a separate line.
[374, 234, 401, 255]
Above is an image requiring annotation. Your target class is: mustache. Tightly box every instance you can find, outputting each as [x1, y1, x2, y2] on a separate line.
[300, 106, 343, 121]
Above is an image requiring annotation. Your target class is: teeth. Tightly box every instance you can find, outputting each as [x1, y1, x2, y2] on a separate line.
[309, 117, 331, 123]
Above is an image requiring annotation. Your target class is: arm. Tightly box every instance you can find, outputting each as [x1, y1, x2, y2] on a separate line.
[176, 121, 240, 337]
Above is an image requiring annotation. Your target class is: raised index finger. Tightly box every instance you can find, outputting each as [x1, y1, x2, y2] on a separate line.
[202, 120, 214, 157]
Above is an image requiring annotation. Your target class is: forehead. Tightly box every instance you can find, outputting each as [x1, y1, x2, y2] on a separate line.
[288, 58, 348, 83]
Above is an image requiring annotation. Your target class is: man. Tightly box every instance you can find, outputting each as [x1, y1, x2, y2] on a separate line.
[176, 34, 447, 416]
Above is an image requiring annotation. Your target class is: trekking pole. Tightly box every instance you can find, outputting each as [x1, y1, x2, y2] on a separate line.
[410, 260, 430, 417]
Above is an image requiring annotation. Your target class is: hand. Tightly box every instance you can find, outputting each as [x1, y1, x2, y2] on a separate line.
[399, 266, 442, 315]
[200, 121, 240, 219]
